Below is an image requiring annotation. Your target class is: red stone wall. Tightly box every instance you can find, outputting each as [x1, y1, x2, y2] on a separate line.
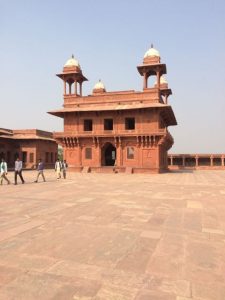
[57, 107, 171, 173]
[0, 139, 57, 169]
[0, 140, 16, 166]
[63, 110, 160, 134]
[35, 140, 58, 169]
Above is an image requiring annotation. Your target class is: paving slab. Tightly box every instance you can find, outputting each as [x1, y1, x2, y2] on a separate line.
[0, 170, 225, 299]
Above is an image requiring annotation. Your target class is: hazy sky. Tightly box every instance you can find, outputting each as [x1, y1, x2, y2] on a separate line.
[1, 0, 225, 153]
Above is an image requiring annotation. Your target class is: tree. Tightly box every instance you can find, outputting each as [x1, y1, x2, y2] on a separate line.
[58, 146, 63, 161]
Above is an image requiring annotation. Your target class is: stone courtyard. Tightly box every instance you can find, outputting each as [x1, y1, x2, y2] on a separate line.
[0, 170, 225, 300]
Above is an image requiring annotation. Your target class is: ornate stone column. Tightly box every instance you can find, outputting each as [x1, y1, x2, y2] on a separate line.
[118, 137, 122, 167]
[156, 70, 160, 88]
[182, 156, 185, 167]
[143, 73, 148, 89]
[165, 95, 168, 104]
[98, 145, 101, 167]
[64, 81, 66, 95]
[75, 81, 77, 95]
[96, 138, 101, 167]
[195, 155, 199, 167]
[210, 155, 213, 167]
[77, 141, 82, 167]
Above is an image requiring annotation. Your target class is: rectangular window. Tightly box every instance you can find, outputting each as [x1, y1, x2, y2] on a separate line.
[85, 148, 92, 159]
[51, 152, 53, 163]
[30, 153, 34, 163]
[125, 117, 135, 130]
[104, 119, 113, 130]
[45, 152, 49, 163]
[127, 147, 134, 159]
[84, 119, 93, 131]
[22, 151, 27, 163]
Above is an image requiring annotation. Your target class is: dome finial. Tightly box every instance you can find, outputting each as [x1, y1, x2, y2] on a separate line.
[64, 55, 80, 68]
[144, 45, 160, 59]
[93, 79, 106, 91]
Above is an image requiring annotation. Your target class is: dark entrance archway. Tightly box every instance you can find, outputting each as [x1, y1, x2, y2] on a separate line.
[102, 143, 116, 166]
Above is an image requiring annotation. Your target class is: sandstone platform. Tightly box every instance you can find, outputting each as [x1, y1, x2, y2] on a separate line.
[0, 170, 225, 300]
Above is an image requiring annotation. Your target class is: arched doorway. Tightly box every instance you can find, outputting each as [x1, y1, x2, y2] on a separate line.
[102, 143, 116, 166]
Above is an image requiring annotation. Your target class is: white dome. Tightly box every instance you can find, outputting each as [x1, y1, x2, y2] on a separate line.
[64, 55, 80, 68]
[94, 80, 105, 90]
[144, 46, 160, 58]
[160, 76, 167, 84]
[155, 76, 168, 86]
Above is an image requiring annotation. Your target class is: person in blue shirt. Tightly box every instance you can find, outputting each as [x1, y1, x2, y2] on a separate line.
[34, 159, 46, 183]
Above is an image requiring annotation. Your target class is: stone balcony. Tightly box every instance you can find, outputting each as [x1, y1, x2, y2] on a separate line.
[53, 128, 167, 139]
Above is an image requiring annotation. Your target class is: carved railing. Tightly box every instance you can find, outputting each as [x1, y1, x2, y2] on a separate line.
[53, 128, 166, 139]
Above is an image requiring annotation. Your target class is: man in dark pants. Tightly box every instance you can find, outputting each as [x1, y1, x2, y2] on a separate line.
[34, 159, 46, 183]
[14, 158, 25, 185]
[61, 160, 68, 179]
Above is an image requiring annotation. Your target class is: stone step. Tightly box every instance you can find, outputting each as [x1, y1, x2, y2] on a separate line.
[125, 167, 133, 173]
[82, 166, 90, 173]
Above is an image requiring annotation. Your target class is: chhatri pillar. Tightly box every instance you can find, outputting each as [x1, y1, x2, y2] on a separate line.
[56, 54, 88, 97]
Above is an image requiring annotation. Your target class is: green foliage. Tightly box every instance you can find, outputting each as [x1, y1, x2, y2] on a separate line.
[58, 147, 63, 161]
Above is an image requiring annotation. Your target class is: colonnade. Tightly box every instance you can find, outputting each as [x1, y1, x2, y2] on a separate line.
[168, 154, 225, 167]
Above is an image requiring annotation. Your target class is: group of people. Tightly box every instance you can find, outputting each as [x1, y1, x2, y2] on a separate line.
[54, 159, 68, 180]
[0, 157, 68, 185]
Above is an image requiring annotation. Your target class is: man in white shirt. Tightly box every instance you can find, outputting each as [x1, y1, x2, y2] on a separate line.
[15, 157, 25, 185]
[0, 158, 11, 185]
[55, 159, 62, 179]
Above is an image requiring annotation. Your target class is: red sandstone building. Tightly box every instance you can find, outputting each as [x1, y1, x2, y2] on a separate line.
[0, 128, 57, 169]
[49, 46, 177, 173]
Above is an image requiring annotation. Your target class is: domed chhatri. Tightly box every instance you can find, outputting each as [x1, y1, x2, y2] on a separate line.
[63, 54, 81, 72]
[64, 56, 80, 67]
[56, 54, 88, 97]
[137, 44, 166, 89]
[143, 44, 161, 64]
[144, 44, 160, 58]
[93, 80, 106, 94]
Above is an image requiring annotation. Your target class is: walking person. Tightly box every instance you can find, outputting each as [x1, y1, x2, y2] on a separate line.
[55, 159, 62, 179]
[14, 157, 25, 185]
[0, 158, 11, 185]
[34, 159, 46, 183]
[61, 160, 68, 179]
